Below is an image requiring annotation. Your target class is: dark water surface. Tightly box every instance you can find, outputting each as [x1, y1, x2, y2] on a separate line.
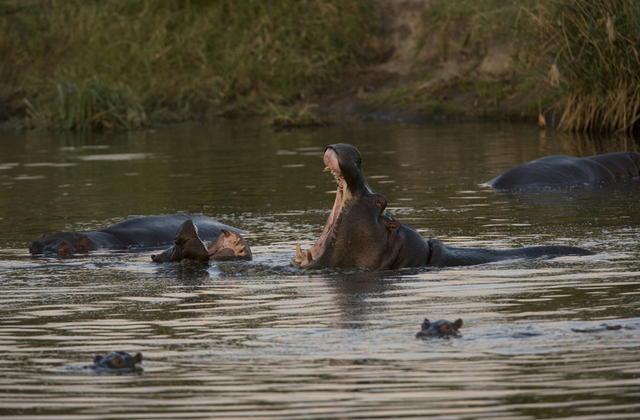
[0, 121, 639, 419]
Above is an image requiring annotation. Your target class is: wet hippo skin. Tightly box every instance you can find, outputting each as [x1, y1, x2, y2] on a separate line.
[292, 143, 595, 270]
[416, 318, 463, 338]
[28, 214, 250, 262]
[486, 152, 640, 190]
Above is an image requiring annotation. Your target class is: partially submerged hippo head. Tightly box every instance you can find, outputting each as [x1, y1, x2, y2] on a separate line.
[29, 232, 98, 255]
[152, 219, 252, 263]
[416, 318, 463, 338]
[88, 351, 143, 371]
[292, 143, 430, 269]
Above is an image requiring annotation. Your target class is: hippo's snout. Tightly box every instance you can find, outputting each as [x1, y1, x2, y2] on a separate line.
[28, 241, 44, 255]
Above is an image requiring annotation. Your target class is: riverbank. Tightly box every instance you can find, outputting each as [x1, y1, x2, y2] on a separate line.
[1, 0, 638, 133]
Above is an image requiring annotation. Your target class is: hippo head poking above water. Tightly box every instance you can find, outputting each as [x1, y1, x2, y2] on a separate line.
[416, 318, 463, 338]
[292, 143, 595, 270]
[292, 143, 431, 270]
[87, 351, 143, 372]
[29, 232, 99, 255]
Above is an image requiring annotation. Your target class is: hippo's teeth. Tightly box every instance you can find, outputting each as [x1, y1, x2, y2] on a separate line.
[235, 245, 245, 254]
[232, 238, 241, 247]
[295, 244, 305, 259]
[293, 257, 303, 263]
[306, 251, 313, 263]
[323, 166, 331, 172]
[221, 229, 230, 238]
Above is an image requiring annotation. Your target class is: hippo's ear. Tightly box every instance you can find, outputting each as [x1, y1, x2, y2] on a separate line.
[421, 318, 430, 331]
[383, 219, 400, 231]
[94, 355, 104, 363]
[133, 353, 143, 364]
[453, 319, 463, 329]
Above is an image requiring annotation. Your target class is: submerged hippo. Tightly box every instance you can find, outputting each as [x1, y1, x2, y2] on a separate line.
[291, 143, 595, 269]
[416, 318, 463, 338]
[29, 214, 251, 261]
[486, 151, 640, 190]
[151, 218, 250, 263]
[86, 351, 143, 372]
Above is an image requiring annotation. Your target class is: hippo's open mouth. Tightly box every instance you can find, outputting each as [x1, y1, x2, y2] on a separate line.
[293, 147, 353, 267]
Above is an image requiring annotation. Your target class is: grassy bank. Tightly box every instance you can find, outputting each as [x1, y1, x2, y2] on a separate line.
[524, 0, 640, 133]
[0, 0, 378, 130]
[2, 0, 638, 133]
[374, 0, 640, 133]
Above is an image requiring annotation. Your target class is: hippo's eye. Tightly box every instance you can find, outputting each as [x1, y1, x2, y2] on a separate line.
[372, 194, 387, 211]
[111, 356, 125, 368]
[439, 323, 452, 334]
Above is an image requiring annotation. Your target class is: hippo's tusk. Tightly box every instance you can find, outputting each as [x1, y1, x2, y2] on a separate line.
[232, 237, 241, 247]
[323, 166, 331, 172]
[235, 245, 245, 254]
[221, 229, 230, 238]
[293, 257, 303, 263]
[306, 251, 313, 263]
[295, 244, 305, 259]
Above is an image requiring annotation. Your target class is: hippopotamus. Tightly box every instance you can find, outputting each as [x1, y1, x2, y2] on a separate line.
[486, 151, 640, 190]
[151, 218, 251, 263]
[28, 214, 251, 261]
[572, 324, 624, 333]
[85, 351, 143, 372]
[290, 143, 595, 270]
[416, 318, 463, 338]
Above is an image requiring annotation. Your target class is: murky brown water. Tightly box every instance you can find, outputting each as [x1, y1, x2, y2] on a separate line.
[0, 121, 639, 419]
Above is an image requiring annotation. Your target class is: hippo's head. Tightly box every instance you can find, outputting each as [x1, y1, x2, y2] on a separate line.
[293, 143, 430, 270]
[90, 351, 143, 371]
[207, 228, 252, 261]
[416, 318, 463, 338]
[28, 232, 98, 255]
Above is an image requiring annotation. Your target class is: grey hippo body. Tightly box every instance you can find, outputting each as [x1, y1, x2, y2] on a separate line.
[486, 151, 640, 190]
[29, 214, 251, 261]
[290, 143, 595, 270]
[416, 318, 463, 338]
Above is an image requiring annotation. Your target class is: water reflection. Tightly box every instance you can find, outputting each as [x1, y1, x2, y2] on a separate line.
[0, 121, 639, 419]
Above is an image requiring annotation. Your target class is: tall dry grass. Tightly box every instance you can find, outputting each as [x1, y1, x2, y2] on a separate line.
[0, 0, 378, 130]
[523, 0, 640, 133]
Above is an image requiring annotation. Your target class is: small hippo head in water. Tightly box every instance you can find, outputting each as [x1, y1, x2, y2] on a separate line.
[88, 351, 143, 372]
[292, 143, 431, 269]
[416, 318, 463, 338]
[29, 232, 98, 255]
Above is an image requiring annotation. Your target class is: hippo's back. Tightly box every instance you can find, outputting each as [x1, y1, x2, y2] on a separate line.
[487, 152, 640, 190]
[99, 214, 238, 248]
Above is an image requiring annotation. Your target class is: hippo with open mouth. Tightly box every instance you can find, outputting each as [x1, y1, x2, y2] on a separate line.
[486, 151, 640, 190]
[291, 143, 595, 270]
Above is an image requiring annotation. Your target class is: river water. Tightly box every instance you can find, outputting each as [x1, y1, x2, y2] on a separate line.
[0, 121, 639, 419]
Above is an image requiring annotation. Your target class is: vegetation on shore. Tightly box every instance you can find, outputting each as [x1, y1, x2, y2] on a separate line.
[1, 0, 638, 133]
[375, 0, 640, 133]
[524, 0, 640, 133]
[0, 0, 377, 130]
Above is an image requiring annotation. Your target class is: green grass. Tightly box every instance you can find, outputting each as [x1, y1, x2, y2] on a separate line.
[0, 0, 378, 130]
